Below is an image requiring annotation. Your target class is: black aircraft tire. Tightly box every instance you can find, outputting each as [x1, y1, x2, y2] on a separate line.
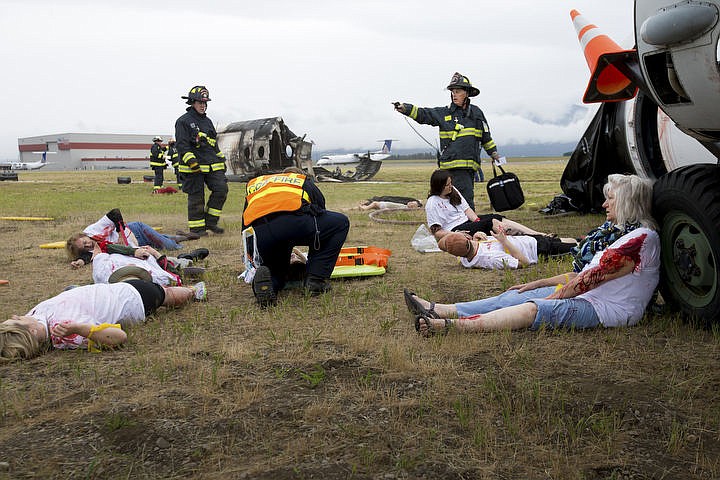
[116, 176, 131, 184]
[652, 164, 720, 324]
[225, 174, 246, 183]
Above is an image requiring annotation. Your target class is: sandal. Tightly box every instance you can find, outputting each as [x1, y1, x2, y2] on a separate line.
[414, 314, 451, 337]
[403, 288, 439, 318]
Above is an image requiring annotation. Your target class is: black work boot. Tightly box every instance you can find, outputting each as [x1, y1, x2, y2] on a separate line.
[189, 228, 208, 237]
[304, 275, 331, 296]
[178, 248, 210, 261]
[206, 224, 224, 234]
[252, 266, 276, 308]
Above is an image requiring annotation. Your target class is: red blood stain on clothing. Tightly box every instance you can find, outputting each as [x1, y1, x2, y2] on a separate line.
[574, 233, 646, 295]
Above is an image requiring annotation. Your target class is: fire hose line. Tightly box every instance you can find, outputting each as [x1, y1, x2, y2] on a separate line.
[368, 208, 423, 225]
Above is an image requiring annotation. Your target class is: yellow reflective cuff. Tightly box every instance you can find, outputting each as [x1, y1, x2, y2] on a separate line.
[87, 323, 122, 353]
[210, 162, 226, 171]
[182, 152, 196, 163]
[188, 219, 205, 228]
[409, 105, 418, 120]
[483, 140, 497, 150]
[207, 207, 222, 217]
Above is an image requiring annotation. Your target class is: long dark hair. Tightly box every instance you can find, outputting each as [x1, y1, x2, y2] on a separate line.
[428, 169, 462, 206]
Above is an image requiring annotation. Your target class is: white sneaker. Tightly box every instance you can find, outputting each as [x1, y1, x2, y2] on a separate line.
[193, 281, 207, 301]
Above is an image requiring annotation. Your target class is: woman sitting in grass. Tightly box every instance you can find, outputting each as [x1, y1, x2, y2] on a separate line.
[0, 280, 206, 362]
[405, 174, 660, 335]
[425, 169, 555, 241]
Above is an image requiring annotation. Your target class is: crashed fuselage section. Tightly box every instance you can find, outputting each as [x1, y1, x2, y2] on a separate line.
[217, 117, 314, 181]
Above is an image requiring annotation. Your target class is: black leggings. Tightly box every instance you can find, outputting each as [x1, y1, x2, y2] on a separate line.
[125, 280, 166, 316]
[531, 235, 576, 256]
[451, 214, 504, 235]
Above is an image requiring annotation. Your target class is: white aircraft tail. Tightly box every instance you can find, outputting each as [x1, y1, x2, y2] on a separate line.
[379, 139, 393, 154]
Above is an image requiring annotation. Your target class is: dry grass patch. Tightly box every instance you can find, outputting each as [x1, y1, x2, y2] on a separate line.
[1, 162, 719, 479]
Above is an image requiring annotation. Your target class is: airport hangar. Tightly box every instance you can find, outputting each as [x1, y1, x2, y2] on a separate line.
[18, 133, 171, 171]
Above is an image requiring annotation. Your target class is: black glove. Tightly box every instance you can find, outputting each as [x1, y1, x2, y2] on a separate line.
[106, 208, 124, 232]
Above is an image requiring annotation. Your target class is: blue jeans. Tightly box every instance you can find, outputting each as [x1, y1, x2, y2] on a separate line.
[456, 286, 601, 330]
[128, 222, 181, 250]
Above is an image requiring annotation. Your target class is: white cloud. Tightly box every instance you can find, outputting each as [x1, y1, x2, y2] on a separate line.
[0, 0, 633, 158]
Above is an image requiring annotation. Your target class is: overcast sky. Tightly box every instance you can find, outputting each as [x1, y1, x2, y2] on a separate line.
[1, 0, 636, 159]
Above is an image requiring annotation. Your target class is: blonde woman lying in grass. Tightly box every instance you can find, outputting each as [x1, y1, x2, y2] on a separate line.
[0, 280, 206, 362]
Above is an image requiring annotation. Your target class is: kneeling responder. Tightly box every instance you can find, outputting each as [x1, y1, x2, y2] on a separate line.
[242, 168, 350, 307]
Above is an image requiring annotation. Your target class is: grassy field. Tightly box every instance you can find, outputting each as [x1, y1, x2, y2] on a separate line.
[1, 160, 719, 479]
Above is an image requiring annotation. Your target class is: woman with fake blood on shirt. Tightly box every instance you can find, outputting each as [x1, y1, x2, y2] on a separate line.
[404, 174, 660, 336]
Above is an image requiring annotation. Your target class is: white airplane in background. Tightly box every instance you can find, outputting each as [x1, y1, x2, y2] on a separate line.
[0, 152, 50, 171]
[316, 139, 395, 167]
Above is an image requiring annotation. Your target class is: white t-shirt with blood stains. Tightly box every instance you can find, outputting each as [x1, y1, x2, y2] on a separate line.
[26, 283, 145, 350]
[91, 252, 179, 286]
[84, 214, 137, 246]
[460, 236, 539, 270]
[577, 228, 660, 327]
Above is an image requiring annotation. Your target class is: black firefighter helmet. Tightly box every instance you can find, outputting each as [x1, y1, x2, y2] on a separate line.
[446, 72, 479, 97]
[181, 86, 211, 105]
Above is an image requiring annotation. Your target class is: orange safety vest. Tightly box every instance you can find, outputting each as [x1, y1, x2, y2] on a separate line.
[243, 173, 310, 225]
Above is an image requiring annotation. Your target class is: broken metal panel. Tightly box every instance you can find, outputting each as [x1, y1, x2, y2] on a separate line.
[312, 158, 383, 182]
[217, 117, 314, 181]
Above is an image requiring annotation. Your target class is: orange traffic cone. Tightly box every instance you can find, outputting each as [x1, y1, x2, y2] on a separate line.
[571, 9, 638, 103]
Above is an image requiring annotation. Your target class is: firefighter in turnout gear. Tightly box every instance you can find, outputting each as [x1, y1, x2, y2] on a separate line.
[174, 86, 228, 236]
[394, 72, 501, 210]
[167, 139, 181, 188]
[242, 169, 350, 307]
[149, 136, 167, 192]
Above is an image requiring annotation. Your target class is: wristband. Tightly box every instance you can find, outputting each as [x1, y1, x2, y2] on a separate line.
[87, 323, 122, 353]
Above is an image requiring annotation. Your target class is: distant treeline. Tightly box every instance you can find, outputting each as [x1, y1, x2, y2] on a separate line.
[386, 152, 437, 161]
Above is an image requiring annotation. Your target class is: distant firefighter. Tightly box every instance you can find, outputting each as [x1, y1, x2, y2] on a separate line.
[167, 138, 182, 188]
[149, 136, 167, 192]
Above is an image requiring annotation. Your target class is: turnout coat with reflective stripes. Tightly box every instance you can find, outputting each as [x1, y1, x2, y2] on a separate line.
[174, 107, 226, 174]
[149, 143, 167, 168]
[242, 173, 315, 226]
[400, 102, 497, 171]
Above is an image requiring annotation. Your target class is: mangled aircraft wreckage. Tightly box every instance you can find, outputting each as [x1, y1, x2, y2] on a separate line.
[216, 117, 382, 182]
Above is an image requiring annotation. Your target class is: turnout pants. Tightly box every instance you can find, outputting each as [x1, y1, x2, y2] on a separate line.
[152, 166, 165, 189]
[448, 168, 476, 211]
[182, 170, 228, 232]
[252, 211, 350, 291]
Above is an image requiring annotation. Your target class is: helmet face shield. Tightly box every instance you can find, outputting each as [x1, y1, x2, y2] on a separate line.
[181, 85, 211, 105]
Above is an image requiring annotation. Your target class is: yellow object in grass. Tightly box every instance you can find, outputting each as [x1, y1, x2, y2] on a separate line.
[39, 241, 66, 249]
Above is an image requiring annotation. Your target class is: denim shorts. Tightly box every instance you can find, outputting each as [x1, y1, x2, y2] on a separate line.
[528, 298, 600, 330]
[455, 286, 601, 331]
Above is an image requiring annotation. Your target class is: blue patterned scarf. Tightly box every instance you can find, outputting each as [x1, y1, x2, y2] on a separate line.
[571, 221, 640, 272]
